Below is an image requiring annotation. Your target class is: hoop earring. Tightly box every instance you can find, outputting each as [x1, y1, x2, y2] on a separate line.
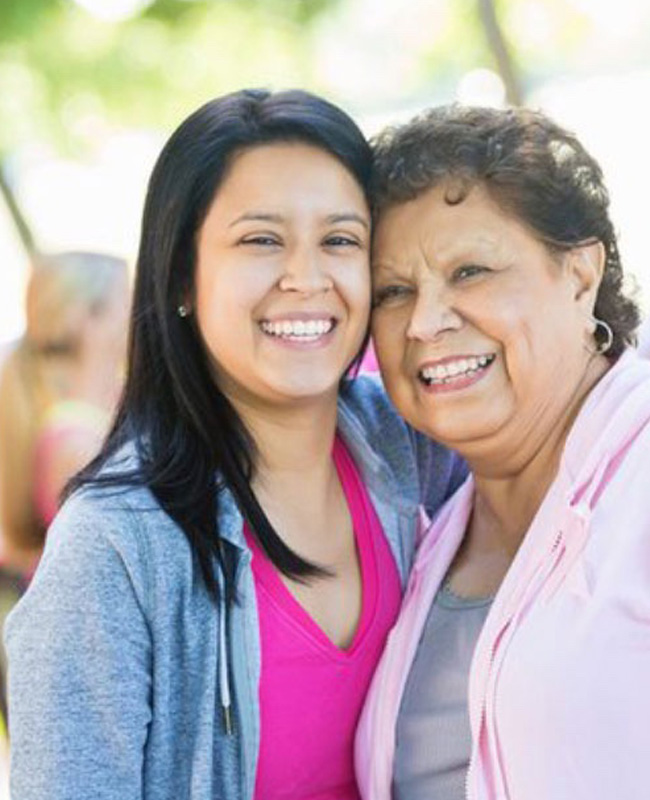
[177, 304, 190, 318]
[589, 316, 613, 355]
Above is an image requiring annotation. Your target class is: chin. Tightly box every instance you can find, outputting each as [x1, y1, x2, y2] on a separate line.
[404, 409, 491, 450]
[270, 378, 341, 403]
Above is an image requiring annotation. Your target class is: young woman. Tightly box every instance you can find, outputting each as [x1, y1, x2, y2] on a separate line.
[6, 89, 462, 800]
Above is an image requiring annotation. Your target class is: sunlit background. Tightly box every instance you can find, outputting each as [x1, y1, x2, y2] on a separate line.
[2, 0, 650, 346]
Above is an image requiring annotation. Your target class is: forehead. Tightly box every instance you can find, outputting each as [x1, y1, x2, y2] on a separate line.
[373, 183, 533, 266]
[216, 142, 364, 205]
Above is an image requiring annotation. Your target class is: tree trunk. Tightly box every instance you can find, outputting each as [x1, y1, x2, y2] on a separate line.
[477, 0, 524, 106]
[0, 160, 37, 257]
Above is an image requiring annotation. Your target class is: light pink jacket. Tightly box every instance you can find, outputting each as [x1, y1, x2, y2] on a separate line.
[356, 350, 650, 800]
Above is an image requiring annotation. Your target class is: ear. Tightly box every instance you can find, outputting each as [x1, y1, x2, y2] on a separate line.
[567, 241, 605, 313]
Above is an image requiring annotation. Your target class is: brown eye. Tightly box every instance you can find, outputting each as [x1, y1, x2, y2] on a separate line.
[372, 285, 412, 308]
[323, 235, 361, 247]
[452, 264, 490, 282]
[240, 235, 281, 247]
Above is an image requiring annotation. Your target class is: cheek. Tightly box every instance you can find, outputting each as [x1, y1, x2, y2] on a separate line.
[196, 266, 261, 318]
[371, 311, 406, 375]
[195, 276, 244, 353]
[340, 261, 372, 310]
[370, 312, 390, 351]
[497, 305, 580, 392]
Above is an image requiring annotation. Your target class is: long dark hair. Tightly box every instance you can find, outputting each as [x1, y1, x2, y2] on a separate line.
[70, 89, 373, 601]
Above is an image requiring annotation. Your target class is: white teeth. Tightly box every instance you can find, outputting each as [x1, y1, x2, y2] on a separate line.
[419, 354, 495, 385]
[260, 319, 334, 339]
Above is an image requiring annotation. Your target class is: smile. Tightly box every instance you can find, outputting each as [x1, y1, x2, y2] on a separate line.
[260, 317, 336, 342]
[418, 354, 496, 386]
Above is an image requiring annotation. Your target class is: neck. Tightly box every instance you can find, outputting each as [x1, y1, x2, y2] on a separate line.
[234, 392, 340, 487]
[468, 353, 610, 553]
[233, 394, 344, 556]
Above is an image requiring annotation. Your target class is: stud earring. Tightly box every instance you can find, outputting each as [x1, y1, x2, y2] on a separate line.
[177, 304, 190, 318]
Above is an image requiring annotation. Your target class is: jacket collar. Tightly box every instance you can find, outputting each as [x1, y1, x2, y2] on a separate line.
[561, 349, 650, 496]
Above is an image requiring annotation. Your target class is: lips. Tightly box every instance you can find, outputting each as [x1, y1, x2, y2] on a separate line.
[418, 353, 496, 386]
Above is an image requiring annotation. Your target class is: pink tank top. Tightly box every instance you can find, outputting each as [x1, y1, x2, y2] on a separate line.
[244, 436, 402, 800]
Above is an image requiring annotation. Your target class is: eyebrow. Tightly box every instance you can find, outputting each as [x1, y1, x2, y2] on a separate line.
[228, 211, 370, 229]
[325, 212, 369, 229]
[229, 212, 284, 228]
[372, 262, 402, 278]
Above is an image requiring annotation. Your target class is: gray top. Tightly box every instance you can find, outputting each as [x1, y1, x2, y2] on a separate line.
[393, 583, 493, 800]
[5, 375, 466, 800]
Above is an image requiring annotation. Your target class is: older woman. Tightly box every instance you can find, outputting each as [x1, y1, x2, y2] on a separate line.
[356, 106, 649, 800]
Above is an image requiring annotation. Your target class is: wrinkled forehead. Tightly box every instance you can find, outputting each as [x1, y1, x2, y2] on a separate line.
[371, 182, 537, 273]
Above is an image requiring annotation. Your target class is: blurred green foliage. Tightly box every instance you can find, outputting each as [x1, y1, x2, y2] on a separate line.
[1, 0, 649, 156]
[0, 0, 337, 155]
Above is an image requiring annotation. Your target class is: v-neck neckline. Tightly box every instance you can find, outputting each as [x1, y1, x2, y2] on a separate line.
[244, 436, 379, 658]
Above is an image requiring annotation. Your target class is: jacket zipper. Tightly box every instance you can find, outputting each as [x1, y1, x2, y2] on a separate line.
[465, 532, 565, 800]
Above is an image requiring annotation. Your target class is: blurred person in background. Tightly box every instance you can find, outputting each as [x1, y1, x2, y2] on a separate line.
[0, 251, 130, 576]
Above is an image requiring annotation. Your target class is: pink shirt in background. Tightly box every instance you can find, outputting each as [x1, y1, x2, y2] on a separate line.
[33, 399, 108, 526]
[358, 340, 379, 374]
[245, 436, 402, 800]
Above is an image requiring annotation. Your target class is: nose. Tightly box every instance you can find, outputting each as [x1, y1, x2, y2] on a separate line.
[278, 245, 333, 295]
[406, 284, 462, 341]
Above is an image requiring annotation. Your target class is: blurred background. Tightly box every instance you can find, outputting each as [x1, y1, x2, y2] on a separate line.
[1, 0, 650, 345]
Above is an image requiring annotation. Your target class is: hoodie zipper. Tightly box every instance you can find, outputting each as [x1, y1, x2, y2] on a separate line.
[464, 530, 566, 800]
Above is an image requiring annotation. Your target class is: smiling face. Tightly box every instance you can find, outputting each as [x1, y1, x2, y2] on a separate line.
[371, 182, 603, 469]
[193, 142, 371, 415]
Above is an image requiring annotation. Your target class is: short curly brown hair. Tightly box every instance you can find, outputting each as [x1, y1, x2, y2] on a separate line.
[371, 105, 640, 358]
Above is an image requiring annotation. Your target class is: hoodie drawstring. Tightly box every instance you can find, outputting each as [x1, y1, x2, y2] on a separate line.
[217, 545, 234, 735]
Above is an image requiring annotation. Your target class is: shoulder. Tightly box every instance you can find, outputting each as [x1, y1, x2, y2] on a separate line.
[576, 420, 650, 620]
[37, 445, 193, 604]
[571, 362, 650, 579]
[55, 441, 167, 546]
[338, 375, 465, 510]
[338, 375, 415, 475]
[338, 374, 421, 464]
[32, 484, 152, 612]
[596, 415, 650, 511]
[338, 373, 401, 431]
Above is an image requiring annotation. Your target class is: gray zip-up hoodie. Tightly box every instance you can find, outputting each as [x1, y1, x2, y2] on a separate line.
[5, 376, 463, 800]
